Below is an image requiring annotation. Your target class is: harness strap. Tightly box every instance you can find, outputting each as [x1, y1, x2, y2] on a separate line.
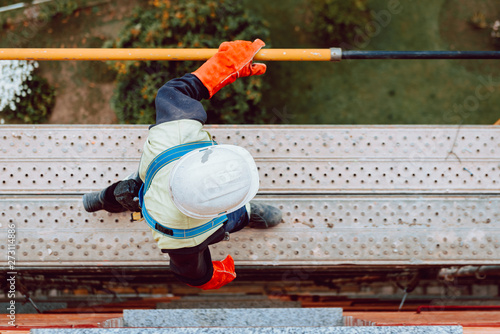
[139, 141, 228, 239]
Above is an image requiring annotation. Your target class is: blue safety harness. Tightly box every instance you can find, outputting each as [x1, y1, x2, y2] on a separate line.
[138, 141, 228, 239]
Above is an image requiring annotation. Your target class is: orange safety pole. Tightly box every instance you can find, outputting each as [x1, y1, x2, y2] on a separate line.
[0, 48, 334, 61]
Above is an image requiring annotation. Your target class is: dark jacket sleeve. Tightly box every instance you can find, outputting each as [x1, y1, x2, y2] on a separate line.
[154, 73, 210, 126]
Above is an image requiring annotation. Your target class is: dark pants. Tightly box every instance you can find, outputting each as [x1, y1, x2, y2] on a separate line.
[223, 205, 249, 234]
[167, 205, 249, 286]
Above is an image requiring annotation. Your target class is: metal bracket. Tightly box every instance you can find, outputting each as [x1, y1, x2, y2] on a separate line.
[330, 47, 342, 61]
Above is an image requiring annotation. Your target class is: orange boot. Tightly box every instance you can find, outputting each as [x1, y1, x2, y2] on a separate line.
[192, 39, 266, 98]
[191, 255, 236, 290]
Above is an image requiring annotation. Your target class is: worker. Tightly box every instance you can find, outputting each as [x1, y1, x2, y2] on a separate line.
[82, 39, 282, 290]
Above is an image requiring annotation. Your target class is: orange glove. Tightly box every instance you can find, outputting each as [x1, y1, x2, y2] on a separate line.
[191, 255, 236, 290]
[192, 39, 267, 98]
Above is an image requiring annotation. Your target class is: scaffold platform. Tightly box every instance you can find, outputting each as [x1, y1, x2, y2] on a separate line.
[1, 125, 499, 269]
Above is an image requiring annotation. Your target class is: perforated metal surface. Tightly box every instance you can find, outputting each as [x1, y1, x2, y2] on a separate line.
[1, 125, 499, 193]
[1, 125, 499, 268]
[0, 195, 499, 266]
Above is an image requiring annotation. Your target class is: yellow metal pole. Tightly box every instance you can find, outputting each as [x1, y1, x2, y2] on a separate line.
[0, 48, 333, 61]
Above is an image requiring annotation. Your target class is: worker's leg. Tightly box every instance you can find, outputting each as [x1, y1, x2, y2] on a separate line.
[82, 172, 142, 213]
[224, 202, 282, 233]
[82, 181, 126, 213]
[223, 205, 250, 234]
[248, 202, 283, 228]
[168, 248, 214, 287]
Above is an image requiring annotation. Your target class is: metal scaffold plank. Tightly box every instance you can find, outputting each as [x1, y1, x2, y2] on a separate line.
[2, 159, 499, 193]
[2, 125, 499, 159]
[1, 196, 499, 267]
[1, 125, 499, 194]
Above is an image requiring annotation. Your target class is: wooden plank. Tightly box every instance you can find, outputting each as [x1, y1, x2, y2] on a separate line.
[1, 313, 121, 327]
[464, 328, 500, 334]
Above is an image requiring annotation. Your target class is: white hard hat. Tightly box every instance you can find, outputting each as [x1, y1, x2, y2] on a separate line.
[169, 144, 259, 219]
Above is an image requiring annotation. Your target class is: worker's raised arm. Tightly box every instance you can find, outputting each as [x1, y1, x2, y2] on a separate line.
[154, 39, 266, 126]
[154, 74, 210, 125]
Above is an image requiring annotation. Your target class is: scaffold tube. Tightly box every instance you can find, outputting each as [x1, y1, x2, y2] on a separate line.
[0, 48, 332, 61]
[0, 48, 499, 61]
[342, 50, 500, 59]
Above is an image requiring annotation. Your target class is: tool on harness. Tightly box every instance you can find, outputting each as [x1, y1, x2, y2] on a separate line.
[130, 211, 143, 222]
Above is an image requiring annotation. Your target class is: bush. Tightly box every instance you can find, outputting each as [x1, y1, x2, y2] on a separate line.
[78, 36, 117, 83]
[107, 0, 271, 125]
[37, 0, 82, 21]
[0, 0, 28, 6]
[12, 74, 55, 123]
[306, 0, 371, 48]
[1, 0, 88, 37]
[0, 60, 55, 124]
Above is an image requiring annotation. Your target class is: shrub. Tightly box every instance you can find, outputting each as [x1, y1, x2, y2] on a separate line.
[78, 36, 117, 83]
[107, 0, 271, 125]
[0, 0, 29, 6]
[37, 0, 83, 21]
[306, 0, 371, 48]
[0, 60, 55, 124]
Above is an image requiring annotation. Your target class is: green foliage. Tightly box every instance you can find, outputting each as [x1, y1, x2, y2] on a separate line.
[1, 0, 86, 33]
[0, 0, 31, 28]
[78, 36, 117, 83]
[107, 0, 271, 125]
[4, 73, 56, 124]
[37, 0, 81, 21]
[0, 0, 30, 6]
[306, 0, 371, 48]
[0, 0, 17, 6]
